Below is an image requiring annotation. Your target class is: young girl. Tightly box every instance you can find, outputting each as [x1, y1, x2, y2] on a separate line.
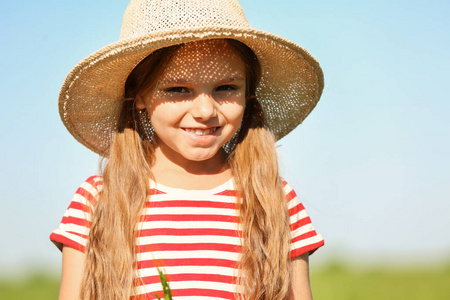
[50, 0, 324, 299]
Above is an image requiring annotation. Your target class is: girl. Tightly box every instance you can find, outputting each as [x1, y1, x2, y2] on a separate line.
[50, 0, 324, 299]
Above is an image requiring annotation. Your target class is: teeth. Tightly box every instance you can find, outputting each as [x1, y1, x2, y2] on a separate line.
[185, 128, 216, 136]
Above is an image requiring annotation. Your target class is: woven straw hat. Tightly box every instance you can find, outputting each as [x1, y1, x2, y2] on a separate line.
[59, 0, 324, 155]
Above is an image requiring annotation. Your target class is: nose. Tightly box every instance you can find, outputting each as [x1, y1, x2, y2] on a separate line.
[190, 93, 217, 120]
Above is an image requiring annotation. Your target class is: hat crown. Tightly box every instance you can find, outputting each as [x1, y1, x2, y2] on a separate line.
[120, 0, 250, 40]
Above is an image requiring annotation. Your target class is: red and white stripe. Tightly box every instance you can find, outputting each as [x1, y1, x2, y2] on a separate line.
[50, 176, 324, 299]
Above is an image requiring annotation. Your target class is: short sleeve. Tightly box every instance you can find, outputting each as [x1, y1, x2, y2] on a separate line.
[283, 181, 324, 259]
[49, 175, 102, 253]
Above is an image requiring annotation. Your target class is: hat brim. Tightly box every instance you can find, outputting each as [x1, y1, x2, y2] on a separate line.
[59, 27, 324, 155]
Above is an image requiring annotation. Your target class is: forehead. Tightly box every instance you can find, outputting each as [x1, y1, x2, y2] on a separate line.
[159, 39, 245, 82]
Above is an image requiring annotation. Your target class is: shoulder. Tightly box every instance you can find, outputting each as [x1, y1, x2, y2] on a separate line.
[280, 179, 299, 205]
[74, 175, 103, 207]
[280, 179, 308, 218]
[281, 179, 325, 257]
[83, 175, 103, 190]
[49, 175, 103, 252]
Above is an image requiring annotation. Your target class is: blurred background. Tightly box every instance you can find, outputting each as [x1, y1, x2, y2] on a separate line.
[1, 0, 449, 299]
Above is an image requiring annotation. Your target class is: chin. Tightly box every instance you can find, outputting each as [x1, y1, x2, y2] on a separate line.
[183, 154, 215, 162]
[182, 149, 223, 162]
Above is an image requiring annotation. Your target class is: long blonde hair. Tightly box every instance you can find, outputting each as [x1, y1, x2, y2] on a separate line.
[80, 39, 291, 300]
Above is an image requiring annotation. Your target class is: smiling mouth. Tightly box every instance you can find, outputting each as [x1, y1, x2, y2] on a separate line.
[184, 127, 219, 136]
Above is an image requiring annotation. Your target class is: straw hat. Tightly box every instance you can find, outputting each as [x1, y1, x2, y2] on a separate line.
[59, 0, 324, 155]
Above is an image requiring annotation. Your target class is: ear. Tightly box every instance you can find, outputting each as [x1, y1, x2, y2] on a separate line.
[135, 95, 146, 109]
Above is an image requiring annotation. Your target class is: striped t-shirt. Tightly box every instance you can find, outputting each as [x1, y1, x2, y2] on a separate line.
[50, 175, 324, 299]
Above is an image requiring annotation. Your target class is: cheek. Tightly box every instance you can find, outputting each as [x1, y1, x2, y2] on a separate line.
[224, 103, 246, 125]
[149, 103, 181, 125]
[148, 108, 161, 127]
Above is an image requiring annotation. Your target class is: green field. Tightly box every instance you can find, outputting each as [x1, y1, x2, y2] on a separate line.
[311, 263, 450, 300]
[0, 273, 59, 300]
[1, 264, 449, 299]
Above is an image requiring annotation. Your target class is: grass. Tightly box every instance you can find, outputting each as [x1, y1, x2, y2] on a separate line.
[0, 273, 59, 300]
[1, 263, 449, 299]
[311, 263, 450, 300]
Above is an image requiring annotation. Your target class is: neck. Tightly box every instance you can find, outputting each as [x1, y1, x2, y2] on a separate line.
[151, 146, 232, 190]
[153, 146, 227, 174]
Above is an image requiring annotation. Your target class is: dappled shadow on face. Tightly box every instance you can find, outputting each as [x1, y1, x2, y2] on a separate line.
[135, 39, 249, 160]
[144, 39, 247, 112]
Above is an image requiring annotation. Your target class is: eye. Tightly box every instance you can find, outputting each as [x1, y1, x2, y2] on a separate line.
[215, 85, 236, 92]
[166, 87, 189, 93]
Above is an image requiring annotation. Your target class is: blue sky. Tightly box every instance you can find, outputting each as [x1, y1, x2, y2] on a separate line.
[1, 0, 449, 274]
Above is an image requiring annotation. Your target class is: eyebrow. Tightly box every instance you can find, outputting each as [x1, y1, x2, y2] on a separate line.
[221, 76, 245, 83]
[159, 76, 245, 85]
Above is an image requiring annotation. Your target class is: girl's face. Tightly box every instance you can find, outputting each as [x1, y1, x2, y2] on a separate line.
[137, 40, 247, 167]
